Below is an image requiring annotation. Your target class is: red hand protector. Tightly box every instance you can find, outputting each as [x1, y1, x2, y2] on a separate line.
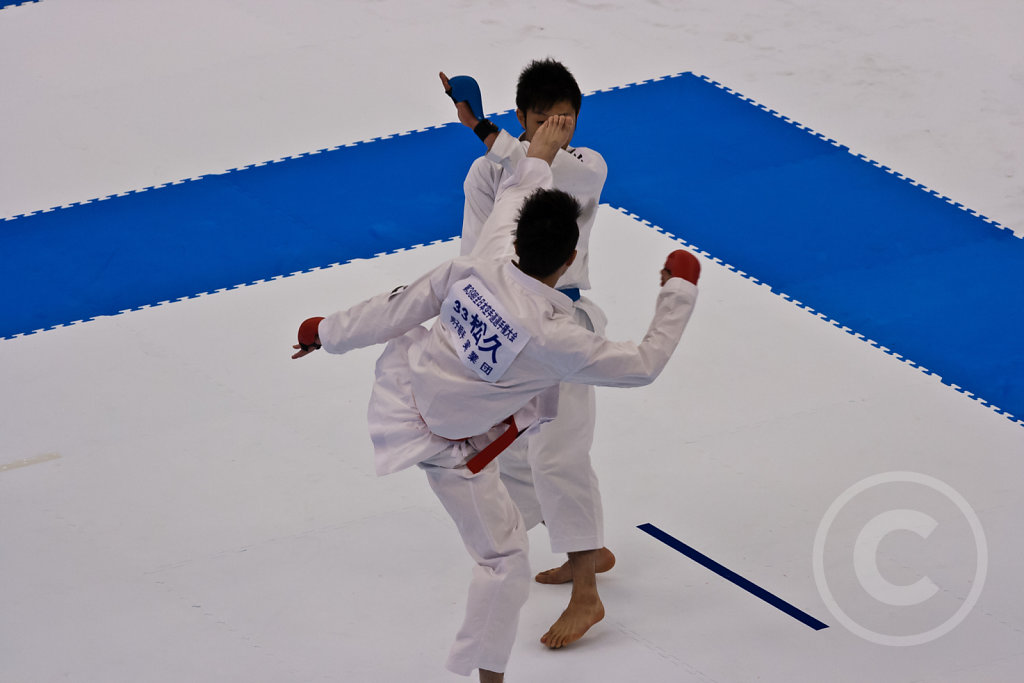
[297, 316, 324, 351]
[664, 250, 701, 285]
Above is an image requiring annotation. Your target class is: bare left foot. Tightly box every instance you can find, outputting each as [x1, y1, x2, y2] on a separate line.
[539, 549, 606, 648]
[535, 547, 616, 584]
[540, 592, 605, 649]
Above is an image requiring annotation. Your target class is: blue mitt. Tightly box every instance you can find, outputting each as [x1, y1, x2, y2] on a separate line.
[446, 75, 485, 120]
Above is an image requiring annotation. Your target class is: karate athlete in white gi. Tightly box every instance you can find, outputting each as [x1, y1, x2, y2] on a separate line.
[291, 117, 701, 682]
[441, 59, 617, 649]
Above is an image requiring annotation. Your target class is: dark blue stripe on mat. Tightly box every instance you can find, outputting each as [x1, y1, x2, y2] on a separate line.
[638, 523, 829, 631]
[2, 72, 1022, 424]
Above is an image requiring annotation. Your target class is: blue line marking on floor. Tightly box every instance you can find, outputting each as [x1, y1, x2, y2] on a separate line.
[2, 72, 1022, 424]
[638, 522, 829, 631]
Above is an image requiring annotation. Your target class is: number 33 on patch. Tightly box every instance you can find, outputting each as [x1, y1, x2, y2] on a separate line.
[441, 277, 531, 382]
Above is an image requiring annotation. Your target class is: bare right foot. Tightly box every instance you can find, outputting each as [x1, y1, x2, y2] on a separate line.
[535, 547, 616, 584]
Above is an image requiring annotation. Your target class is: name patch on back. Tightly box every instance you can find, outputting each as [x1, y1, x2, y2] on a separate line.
[441, 277, 531, 382]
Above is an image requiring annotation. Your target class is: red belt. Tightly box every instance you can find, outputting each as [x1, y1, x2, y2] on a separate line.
[465, 416, 520, 474]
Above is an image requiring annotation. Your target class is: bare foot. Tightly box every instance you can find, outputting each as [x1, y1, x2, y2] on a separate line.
[535, 547, 616, 584]
[539, 549, 606, 648]
[540, 592, 605, 649]
[479, 669, 503, 683]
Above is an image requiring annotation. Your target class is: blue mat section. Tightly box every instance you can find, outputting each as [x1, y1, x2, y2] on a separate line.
[588, 74, 1023, 421]
[1, 124, 497, 328]
[1, 1, 41, 10]
[2, 73, 1022, 424]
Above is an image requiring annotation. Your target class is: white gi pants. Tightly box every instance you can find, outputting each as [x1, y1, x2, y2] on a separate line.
[420, 456, 531, 676]
[498, 298, 607, 553]
[369, 328, 533, 675]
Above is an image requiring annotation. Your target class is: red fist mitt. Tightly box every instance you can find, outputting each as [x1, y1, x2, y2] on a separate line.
[297, 316, 324, 351]
[663, 249, 700, 285]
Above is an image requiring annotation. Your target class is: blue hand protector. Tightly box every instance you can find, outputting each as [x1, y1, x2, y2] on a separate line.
[446, 75, 485, 120]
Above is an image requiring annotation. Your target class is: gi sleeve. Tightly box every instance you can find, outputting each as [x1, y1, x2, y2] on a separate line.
[459, 156, 503, 257]
[550, 145, 607, 207]
[466, 156, 554, 263]
[484, 129, 528, 175]
[486, 133, 608, 205]
[318, 259, 459, 355]
[562, 278, 698, 387]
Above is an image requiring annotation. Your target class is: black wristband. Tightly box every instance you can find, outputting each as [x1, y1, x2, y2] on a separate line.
[474, 118, 499, 142]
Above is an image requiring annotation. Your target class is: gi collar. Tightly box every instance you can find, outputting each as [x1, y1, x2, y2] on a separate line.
[503, 261, 574, 314]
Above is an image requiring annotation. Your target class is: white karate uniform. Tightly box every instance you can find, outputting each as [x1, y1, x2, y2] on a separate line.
[461, 129, 606, 292]
[461, 130, 610, 551]
[318, 159, 697, 676]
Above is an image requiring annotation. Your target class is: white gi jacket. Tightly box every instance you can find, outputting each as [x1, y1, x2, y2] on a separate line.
[318, 256, 697, 476]
[460, 129, 607, 291]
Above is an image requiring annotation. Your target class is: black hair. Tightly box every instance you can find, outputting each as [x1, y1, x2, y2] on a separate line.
[514, 189, 581, 278]
[515, 59, 582, 115]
